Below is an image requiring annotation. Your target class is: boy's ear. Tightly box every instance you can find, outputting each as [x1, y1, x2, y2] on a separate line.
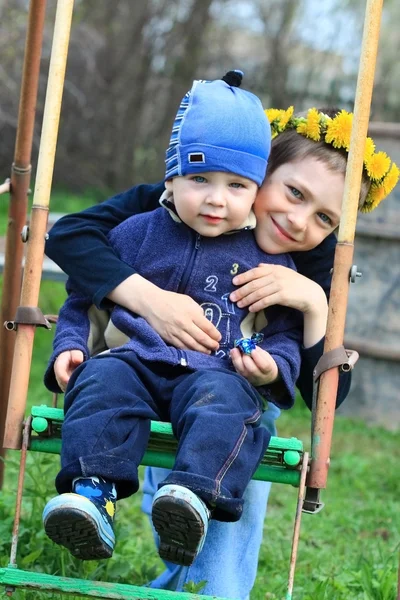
[165, 179, 173, 192]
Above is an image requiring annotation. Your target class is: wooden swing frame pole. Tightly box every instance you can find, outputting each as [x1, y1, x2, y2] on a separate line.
[0, 0, 47, 485]
[3, 0, 75, 450]
[307, 0, 383, 490]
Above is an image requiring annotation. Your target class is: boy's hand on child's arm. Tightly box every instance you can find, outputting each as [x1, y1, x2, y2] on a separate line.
[231, 264, 328, 348]
[230, 347, 278, 386]
[145, 289, 221, 354]
[54, 350, 84, 392]
[113, 275, 221, 354]
[230, 264, 326, 314]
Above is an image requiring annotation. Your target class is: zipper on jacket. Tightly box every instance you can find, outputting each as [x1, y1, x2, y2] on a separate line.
[177, 232, 201, 294]
[177, 349, 188, 367]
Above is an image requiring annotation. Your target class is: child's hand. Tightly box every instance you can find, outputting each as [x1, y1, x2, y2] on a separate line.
[230, 346, 278, 386]
[54, 350, 84, 392]
[230, 264, 326, 314]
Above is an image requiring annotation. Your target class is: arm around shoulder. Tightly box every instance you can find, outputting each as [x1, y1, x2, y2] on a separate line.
[45, 182, 165, 307]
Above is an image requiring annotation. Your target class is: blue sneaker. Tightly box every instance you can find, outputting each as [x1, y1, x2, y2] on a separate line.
[42, 476, 117, 560]
[152, 484, 211, 566]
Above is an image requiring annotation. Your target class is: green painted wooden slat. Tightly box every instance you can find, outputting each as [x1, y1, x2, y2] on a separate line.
[0, 568, 226, 600]
[29, 435, 302, 457]
[28, 440, 301, 485]
[31, 405, 64, 419]
[29, 404, 304, 487]
[31, 405, 303, 448]
[30, 405, 303, 451]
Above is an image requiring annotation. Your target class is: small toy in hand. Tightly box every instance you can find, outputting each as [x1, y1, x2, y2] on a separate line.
[234, 333, 264, 355]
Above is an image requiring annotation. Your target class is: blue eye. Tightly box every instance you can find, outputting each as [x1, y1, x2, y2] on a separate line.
[230, 182, 244, 189]
[289, 186, 303, 199]
[192, 176, 207, 183]
[318, 212, 332, 225]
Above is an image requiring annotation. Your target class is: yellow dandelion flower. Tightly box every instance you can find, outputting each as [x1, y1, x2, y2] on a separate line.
[362, 184, 386, 212]
[383, 162, 399, 196]
[325, 110, 353, 150]
[278, 106, 294, 130]
[296, 119, 307, 134]
[296, 108, 321, 141]
[265, 109, 282, 124]
[363, 137, 375, 162]
[365, 151, 391, 181]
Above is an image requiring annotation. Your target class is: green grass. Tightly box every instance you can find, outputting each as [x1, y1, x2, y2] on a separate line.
[255, 408, 399, 599]
[0, 188, 101, 237]
[0, 198, 399, 598]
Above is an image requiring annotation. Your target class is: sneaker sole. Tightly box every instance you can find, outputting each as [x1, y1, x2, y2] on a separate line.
[43, 496, 114, 560]
[152, 495, 207, 566]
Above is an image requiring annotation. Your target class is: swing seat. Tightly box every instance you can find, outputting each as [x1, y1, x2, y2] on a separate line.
[0, 404, 305, 599]
[29, 404, 304, 486]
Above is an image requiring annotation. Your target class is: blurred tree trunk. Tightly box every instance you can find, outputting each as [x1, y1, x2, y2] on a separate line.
[258, 0, 298, 108]
[331, 0, 400, 120]
[148, 0, 214, 176]
[158, 0, 214, 129]
[74, 2, 162, 190]
[69, 0, 214, 190]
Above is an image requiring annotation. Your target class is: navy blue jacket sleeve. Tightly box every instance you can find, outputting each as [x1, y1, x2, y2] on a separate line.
[291, 233, 351, 409]
[45, 182, 165, 308]
[44, 281, 93, 393]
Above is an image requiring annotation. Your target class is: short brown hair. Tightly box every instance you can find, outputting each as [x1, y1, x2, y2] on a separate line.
[267, 122, 370, 208]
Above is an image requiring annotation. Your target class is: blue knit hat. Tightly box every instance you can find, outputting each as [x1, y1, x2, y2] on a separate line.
[165, 71, 271, 187]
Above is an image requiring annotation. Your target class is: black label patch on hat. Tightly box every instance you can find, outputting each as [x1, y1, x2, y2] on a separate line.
[188, 152, 205, 164]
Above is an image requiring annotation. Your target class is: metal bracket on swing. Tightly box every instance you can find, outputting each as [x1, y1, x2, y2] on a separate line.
[303, 346, 360, 514]
[303, 486, 325, 514]
[4, 306, 52, 331]
[330, 264, 363, 283]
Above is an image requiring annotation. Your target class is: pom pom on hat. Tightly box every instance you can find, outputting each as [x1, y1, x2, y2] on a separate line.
[221, 70, 244, 88]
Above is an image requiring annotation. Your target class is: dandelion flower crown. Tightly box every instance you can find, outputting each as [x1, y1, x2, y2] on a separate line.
[265, 107, 399, 213]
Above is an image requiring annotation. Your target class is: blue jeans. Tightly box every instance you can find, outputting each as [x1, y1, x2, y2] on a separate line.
[57, 352, 270, 521]
[142, 403, 281, 599]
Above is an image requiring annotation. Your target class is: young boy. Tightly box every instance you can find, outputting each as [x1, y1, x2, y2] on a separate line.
[42, 72, 303, 566]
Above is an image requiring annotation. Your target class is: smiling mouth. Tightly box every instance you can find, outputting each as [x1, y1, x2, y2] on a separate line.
[271, 217, 297, 241]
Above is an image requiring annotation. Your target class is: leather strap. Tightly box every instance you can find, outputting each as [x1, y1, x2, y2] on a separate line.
[313, 346, 359, 381]
[4, 306, 52, 330]
[311, 346, 359, 437]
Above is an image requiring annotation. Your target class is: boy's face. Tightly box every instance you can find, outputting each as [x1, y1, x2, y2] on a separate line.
[253, 157, 343, 254]
[165, 172, 258, 237]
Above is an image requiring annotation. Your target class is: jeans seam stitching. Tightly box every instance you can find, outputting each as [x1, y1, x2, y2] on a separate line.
[214, 407, 262, 496]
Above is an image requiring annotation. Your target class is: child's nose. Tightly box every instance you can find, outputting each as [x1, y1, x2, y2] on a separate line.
[287, 211, 307, 232]
[206, 188, 226, 206]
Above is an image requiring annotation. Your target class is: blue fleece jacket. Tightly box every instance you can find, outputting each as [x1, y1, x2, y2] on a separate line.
[45, 206, 302, 409]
